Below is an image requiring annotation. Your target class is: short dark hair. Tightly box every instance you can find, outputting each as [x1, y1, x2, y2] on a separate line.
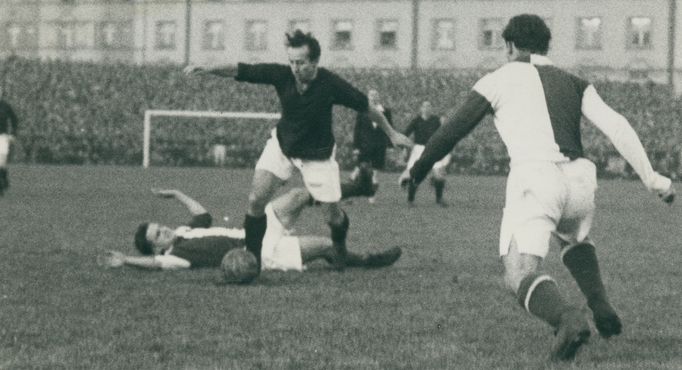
[134, 222, 154, 255]
[502, 14, 552, 55]
[285, 29, 321, 62]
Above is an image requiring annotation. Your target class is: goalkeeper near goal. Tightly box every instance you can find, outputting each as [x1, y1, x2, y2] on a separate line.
[101, 186, 401, 271]
[184, 30, 412, 274]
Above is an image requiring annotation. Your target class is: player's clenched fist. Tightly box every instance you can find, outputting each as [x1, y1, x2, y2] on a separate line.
[659, 184, 676, 204]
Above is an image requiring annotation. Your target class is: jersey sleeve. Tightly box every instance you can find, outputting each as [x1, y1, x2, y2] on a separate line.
[235, 63, 288, 85]
[154, 255, 191, 269]
[410, 90, 492, 183]
[582, 85, 671, 193]
[187, 213, 212, 228]
[330, 73, 370, 112]
[472, 73, 499, 109]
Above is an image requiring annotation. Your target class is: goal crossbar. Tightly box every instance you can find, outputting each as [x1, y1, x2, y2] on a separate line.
[143, 109, 281, 168]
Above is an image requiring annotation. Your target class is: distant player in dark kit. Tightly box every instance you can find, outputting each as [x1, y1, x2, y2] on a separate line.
[184, 30, 411, 275]
[0, 86, 18, 196]
[401, 14, 675, 362]
[351, 88, 393, 204]
[401, 101, 450, 206]
[100, 188, 401, 271]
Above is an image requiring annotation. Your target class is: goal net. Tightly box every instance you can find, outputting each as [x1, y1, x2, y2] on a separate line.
[142, 110, 280, 168]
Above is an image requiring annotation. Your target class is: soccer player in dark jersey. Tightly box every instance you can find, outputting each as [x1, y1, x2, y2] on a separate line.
[351, 88, 393, 204]
[401, 14, 675, 362]
[401, 101, 450, 206]
[184, 30, 411, 273]
[0, 86, 18, 196]
[101, 188, 402, 271]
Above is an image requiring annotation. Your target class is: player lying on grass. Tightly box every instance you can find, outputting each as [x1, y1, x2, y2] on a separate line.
[101, 185, 399, 271]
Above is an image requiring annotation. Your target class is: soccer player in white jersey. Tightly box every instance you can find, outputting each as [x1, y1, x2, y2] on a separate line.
[101, 188, 401, 271]
[401, 14, 675, 362]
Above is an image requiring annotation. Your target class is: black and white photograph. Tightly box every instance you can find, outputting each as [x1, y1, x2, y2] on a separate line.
[0, 0, 679, 368]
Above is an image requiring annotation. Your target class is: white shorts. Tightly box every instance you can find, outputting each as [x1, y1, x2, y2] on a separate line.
[261, 203, 304, 272]
[255, 130, 342, 203]
[406, 144, 451, 171]
[499, 158, 597, 258]
[0, 134, 9, 156]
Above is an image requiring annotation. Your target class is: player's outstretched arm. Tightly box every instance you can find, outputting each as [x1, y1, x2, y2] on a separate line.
[99, 251, 191, 270]
[183, 64, 238, 78]
[99, 250, 161, 269]
[151, 188, 208, 215]
[367, 106, 412, 148]
[582, 85, 675, 204]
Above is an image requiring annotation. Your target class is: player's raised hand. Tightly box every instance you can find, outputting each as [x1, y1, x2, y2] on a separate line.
[183, 64, 205, 75]
[151, 188, 179, 198]
[658, 183, 675, 204]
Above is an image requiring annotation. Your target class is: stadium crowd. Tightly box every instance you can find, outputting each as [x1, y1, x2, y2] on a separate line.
[2, 57, 681, 179]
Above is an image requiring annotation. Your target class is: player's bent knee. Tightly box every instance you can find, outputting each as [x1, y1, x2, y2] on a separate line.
[247, 192, 269, 214]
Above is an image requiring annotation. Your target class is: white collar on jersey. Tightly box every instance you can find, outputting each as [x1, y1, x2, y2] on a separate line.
[530, 54, 553, 66]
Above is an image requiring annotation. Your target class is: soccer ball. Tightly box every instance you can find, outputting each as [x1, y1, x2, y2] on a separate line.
[221, 249, 259, 284]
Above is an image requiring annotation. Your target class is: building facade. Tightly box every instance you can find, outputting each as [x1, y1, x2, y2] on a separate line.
[1, 0, 680, 87]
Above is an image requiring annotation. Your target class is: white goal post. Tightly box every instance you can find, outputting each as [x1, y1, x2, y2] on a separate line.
[142, 109, 281, 168]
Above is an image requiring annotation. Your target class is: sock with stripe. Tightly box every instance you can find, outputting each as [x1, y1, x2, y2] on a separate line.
[517, 274, 571, 328]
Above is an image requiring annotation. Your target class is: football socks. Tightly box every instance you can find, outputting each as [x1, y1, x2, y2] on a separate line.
[562, 243, 622, 337]
[517, 274, 571, 328]
[328, 211, 349, 268]
[433, 178, 445, 203]
[243, 214, 267, 268]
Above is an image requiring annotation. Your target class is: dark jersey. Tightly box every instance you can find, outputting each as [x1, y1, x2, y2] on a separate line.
[0, 100, 18, 135]
[167, 213, 245, 268]
[354, 107, 393, 152]
[403, 115, 440, 145]
[235, 63, 369, 160]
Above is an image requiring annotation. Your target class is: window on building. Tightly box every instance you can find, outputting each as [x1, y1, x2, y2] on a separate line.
[376, 19, 398, 49]
[155, 21, 176, 50]
[332, 20, 353, 49]
[431, 19, 455, 50]
[57, 22, 76, 49]
[4, 23, 38, 50]
[98, 21, 131, 49]
[245, 20, 267, 51]
[100, 22, 117, 48]
[576, 17, 602, 49]
[479, 18, 504, 49]
[289, 19, 311, 34]
[628, 17, 652, 49]
[203, 20, 224, 50]
[6, 23, 22, 49]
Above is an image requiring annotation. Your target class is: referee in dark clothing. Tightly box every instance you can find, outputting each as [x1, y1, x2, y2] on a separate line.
[351, 88, 393, 203]
[0, 86, 18, 196]
[184, 30, 412, 275]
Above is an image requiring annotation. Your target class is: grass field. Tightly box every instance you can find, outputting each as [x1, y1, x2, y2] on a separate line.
[0, 165, 680, 369]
